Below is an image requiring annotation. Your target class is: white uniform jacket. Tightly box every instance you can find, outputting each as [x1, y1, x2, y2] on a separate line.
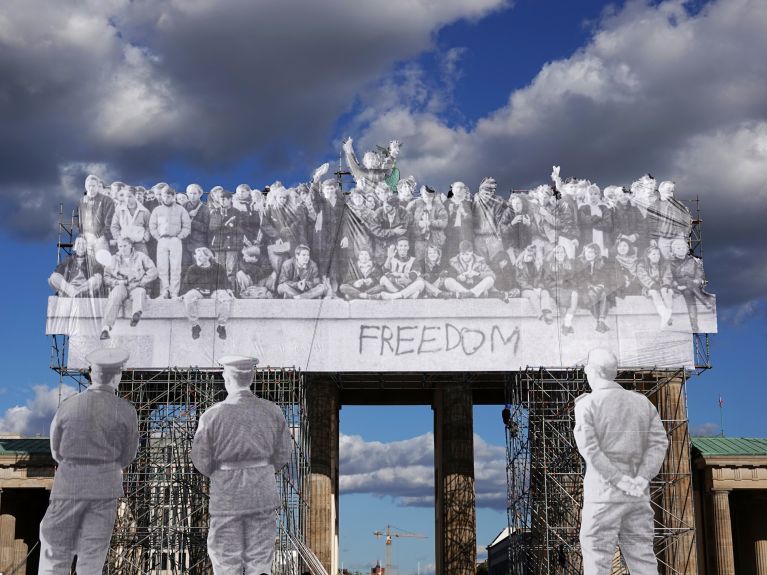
[49, 384, 139, 500]
[192, 391, 293, 515]
[573, 381, 668, 503]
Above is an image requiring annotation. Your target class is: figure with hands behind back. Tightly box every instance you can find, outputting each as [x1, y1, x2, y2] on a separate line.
[574, 348, 668, 575]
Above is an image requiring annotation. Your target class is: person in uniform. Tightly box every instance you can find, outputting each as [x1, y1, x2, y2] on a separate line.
[191, 356, 293, 575]
[573, 348, 668, 575]
[38, 347, 138, 575]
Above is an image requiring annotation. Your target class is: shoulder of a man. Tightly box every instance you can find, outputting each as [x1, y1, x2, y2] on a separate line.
[197, 403, 226, 427]
[573, 392, 591, 415]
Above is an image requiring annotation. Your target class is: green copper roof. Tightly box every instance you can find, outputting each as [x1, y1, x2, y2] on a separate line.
[691, 437, 767, 457]
[0, 438, 51, 456]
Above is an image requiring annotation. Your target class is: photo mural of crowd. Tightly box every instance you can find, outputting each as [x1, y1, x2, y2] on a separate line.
[49, 138, 715, 341]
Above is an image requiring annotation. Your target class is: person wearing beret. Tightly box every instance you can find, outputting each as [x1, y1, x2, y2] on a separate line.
[38, 348, 138, 575]
[192, 356, 292, 575]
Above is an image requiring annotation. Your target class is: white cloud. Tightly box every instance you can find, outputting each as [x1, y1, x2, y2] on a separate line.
[340, 432, 507, 510]
[0, 0, 508, 236]
[690, 422, 721, 437]
[0, 384, 77, 436]
[354, 0, 767, 310]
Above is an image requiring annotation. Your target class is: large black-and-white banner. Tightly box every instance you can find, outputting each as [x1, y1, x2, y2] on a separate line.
[46, 148, 716, 370]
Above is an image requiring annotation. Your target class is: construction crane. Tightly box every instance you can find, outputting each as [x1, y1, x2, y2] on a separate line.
[372, 525, 427, 575]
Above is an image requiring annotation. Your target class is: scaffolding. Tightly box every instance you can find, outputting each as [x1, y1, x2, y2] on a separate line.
[47, 362, 311, 574]
[505, 368, 698, 575]
[50, 206, 311, 574]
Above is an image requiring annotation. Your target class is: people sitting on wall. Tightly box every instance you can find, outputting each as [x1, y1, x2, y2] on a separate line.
[379, 238, 424, 300]
[444, 240, 496, 299]
[181, 246, 233, 340]
[49, 236, 103, 298]
[276, 244, 327, 299]
[515, 244, 553, 323]
[542, 244, 579, 335]
[577, 243, 614, 333]
[235, 245, 275, 299]
[340, 247, 384, 300]
[100, 237, 158, 340]
[418, 244, 450, 299]
[669, 237, 715, 332]
[636, 243, 674, 329]
[61, 156, 715, 333]
[612, 237, 641, 298]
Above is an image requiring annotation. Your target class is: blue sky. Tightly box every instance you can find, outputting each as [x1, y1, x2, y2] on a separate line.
[1, 0, 766, 572]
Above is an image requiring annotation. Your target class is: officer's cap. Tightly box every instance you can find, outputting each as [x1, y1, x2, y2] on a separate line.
[218, 355, 259, 373]
[87, 348, 130, 372]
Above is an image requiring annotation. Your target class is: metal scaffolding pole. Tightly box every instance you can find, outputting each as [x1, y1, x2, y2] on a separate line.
[505, 368, 699, 575]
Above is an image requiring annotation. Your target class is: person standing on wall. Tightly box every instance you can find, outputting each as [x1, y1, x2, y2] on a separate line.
[149, 183, 191, 299]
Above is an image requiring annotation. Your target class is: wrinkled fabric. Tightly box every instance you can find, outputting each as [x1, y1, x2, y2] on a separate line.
[574, 382, 668, 503]
[580, 500, 658, 575]
[192, 391, 292, 515]
[208, 511, 276, 575]
[49, 386, 139, 500]
[39, 499, 117, 575]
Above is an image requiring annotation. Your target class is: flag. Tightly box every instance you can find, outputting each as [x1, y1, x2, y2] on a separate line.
[718, 395, 724, 408]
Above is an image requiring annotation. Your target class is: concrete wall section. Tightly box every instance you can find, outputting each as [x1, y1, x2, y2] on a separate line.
[48, 296, 713, 371]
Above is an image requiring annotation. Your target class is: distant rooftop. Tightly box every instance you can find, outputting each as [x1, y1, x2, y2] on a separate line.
[0, 437, 51, 456]
[691, 437, 767, 457]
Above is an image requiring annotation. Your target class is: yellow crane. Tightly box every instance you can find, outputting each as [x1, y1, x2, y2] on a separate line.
[372, 525, 427, 575]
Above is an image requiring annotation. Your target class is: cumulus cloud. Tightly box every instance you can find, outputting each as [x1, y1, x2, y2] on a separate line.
[690, 422, 721, 437]
[340, 432, 507, 510]
[0, 384, 77, 436]
[0, 0, 506, 237]
[354, 0, 767, 310]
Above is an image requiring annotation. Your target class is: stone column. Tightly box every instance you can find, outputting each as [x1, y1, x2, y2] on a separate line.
[433, 377, 476, 575]
[13, 539, 28, 571]
[307, 375, 340, 575]
[711, 489, 735, 575]
[755, 540, 767, 575]
[656, 372, 698, 574]
[0, 514, 16, 571]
